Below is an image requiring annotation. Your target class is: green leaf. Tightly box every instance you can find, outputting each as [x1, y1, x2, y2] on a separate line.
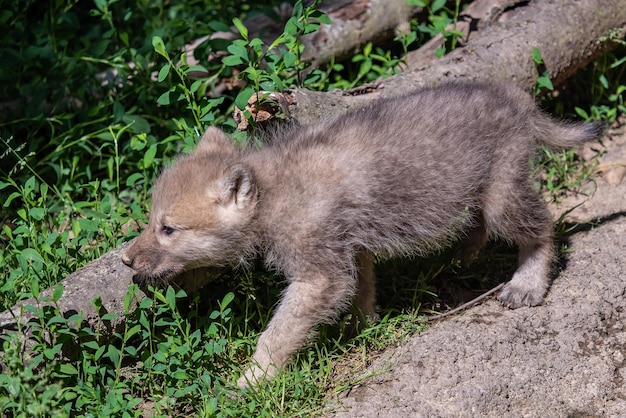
[126, 173, 144, 186]
[44, 343, 63, 359]
[93, 0, 107, 13]
[157, 64, 171, 82]
[94, 346, 106, 361]
[157, 90, 173, 106]
[71, 219, 81, 237]
[84, 341, 100, 351]
[165, 286, 177, 310]
[249, 37, 264, 50]
[284, 17, 299, 36]
[24, 304, 40, 315]
[78, 218, 100, 232]
[232, 17, 248, 40]
[143, 144, 158, 168]
[431, 0, 446, 12]
[92, 295, 103, 310]
[174, 383, 197, 397]
[190, 79, 202, 94]
[610, 55, 626, 69]
[363, 42, 372, 57]
[47, 316, 67, 326]
[21, 248, 44, 263]
[234, 87, 255, 110]
[317, 13, 332, 25]
[125, 324, 142, 340]
[59, 363, 79, 376]
[226, 43, 249, 61]
[52, 284, 64, 302]
[152, 36, 168, 58]
[106, 345, 120, 366]
[304, 22, 321, 34]
[598, 74, 609, 89]
[220, 292, 235, 310]
[208, 21, 231, 32]
[113, 100, 125, 122]
[100, 197, 111, 215]
[537, 74, 554, 91]
[28, 207, 46, 220]
[66, 313, 82, 322]
[4, 191, 22, 207]
[188, 65, 208, 73]
[222, 55, 243, 66]
[531, 47, 543, 65]
[357, 60, 373, 78]
[173, 371, 190, 381]
[119, 31, 129, 47]
[123, 115, 151, 133]
[199, 112, 216, 122]
[123, 286, 138, 312]
[101, 313, 118, 321]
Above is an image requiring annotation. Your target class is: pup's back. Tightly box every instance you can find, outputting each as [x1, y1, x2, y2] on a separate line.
[249, 83, 599, 261]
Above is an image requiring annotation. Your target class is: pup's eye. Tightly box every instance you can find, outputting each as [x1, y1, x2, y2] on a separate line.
[162, 225, 175, 235]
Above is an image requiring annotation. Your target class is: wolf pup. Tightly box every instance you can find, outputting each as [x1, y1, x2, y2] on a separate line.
[122, 82, 602, 387]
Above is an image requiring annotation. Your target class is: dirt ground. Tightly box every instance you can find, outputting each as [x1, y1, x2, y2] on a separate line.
[329, 123, 626, 417]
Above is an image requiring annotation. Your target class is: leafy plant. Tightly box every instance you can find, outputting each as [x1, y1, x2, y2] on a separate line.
[535, 147, 598, 203]
[219, 0, 332, 127]
[574, 45, 626, 122]
[0, 284, 239, 416]
[409, 0, 464, 58]
[532, 47, 555, 94]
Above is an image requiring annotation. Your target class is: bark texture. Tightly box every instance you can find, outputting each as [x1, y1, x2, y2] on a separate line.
[300, 0, 419, 66]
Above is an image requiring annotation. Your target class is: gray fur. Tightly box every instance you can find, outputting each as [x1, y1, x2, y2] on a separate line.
[121, 82, 603, 387]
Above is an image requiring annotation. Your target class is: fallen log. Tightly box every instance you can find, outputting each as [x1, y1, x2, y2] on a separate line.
[299, 0, 419, 66]
[404, 0, 525, 68]
[257, 0, 626, 126]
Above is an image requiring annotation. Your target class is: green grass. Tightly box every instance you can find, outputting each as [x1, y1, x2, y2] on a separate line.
[0, 279, 429, 416]
[0, 0, 624, 415]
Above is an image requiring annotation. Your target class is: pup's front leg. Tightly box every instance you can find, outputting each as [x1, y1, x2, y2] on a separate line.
[237, 272, 355, 388]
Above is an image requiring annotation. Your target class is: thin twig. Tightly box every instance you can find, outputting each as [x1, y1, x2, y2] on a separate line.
[427, 282, 505, 322]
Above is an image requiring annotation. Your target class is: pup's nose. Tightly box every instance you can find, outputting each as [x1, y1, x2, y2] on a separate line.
[121, 253, 133, 267]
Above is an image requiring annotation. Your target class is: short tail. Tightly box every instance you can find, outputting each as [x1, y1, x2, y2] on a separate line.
[534, 116, 604, 148]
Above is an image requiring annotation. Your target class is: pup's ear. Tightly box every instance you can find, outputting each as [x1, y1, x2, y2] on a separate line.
[195, 127, 236, 155]
[219, 164, 258, 211]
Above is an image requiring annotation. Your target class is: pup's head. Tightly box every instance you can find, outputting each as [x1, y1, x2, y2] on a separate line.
[122, 127, 258, 286]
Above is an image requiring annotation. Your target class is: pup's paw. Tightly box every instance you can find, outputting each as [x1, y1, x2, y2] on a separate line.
[498, 282, 545, 309]
[237, 364, 275, 389]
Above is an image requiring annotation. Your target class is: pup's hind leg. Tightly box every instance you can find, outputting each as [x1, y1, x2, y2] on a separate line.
[353, 250, 377, 318]
[347, 250, 379, 334]
[483, 178, 555, 309]
[499, 237, 554, 308]
[455, 212, 489, 267]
